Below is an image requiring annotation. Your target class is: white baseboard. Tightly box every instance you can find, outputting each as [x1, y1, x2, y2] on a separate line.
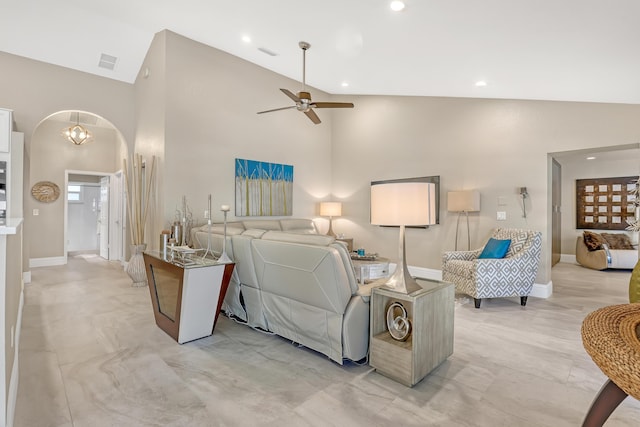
[408, 265, 442, 281]
[23, 270, 31, 284]
[406, 264, 552, 299]
[530, 281, 553, 298]
[560, 254, 577, 264]
[6, 288, 24, 427]
[29, 256, 66, 268]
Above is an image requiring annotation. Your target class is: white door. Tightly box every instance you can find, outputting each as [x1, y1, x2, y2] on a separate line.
[99, 176, 110, 259]
[109, 171, 124, 262]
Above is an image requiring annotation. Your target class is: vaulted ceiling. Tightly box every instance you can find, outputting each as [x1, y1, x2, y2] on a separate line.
[2, 0, 640, 104]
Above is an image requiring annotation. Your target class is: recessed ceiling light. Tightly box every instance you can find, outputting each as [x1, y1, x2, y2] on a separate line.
[242, 35, 251, 43]
[390, 1, 405, 12]
[586, 156, 596, 160]
[475, 80, 487, 87]
[341, 82, 349, 87]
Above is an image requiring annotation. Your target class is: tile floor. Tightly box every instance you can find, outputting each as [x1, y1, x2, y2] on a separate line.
[14, 255, 640, 426]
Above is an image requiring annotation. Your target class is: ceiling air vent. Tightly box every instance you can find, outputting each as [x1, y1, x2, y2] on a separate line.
[257, 47, 278, 57]
[98, 53, 117, 70]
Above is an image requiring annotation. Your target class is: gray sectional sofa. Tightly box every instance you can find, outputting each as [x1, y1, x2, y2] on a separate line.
[190, 218, 376, 364]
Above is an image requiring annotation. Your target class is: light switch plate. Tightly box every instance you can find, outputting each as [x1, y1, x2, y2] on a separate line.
[33, 208, 39, 216]
[497, 211, 507, 220]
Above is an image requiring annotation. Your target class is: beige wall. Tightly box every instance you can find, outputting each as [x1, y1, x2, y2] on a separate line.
[0, 52, 134, 154]
[133, 31, 640, 284]
[133, 31, 167, 247]
[557, 149, 640, 255]
[29, 120, 122, 258]
[0, 51, 134, 262]
[331, 96, 640, 284]
[4, 31, 640, 284]
[136, 31, 333, 249]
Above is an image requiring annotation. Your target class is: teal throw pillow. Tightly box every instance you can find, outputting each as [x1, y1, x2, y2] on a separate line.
[478, 238, 511, 259]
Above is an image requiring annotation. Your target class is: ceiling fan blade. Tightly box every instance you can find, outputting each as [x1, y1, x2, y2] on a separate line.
[257, 105, 297, 114]
[280, 89, 301, 103]
[304, 109, 321, 124]
[312, 102, 355, 109]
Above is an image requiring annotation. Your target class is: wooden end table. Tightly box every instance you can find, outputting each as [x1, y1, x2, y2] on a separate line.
[370, 278, 455, 386]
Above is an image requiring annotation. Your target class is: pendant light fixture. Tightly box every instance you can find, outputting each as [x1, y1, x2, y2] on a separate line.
[62, 112, 93, 145]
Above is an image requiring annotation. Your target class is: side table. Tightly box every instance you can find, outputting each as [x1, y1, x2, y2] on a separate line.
[370, 278, 454, 386]
[336, 237, 353, 252]
[352, 257, 390, 284]
[143, 251, 234, 344]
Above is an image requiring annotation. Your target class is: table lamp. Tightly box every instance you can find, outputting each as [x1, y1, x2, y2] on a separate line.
[370, 181, 436, 294]
[320, 201, 342, 237]
[447, 190, 480, 250]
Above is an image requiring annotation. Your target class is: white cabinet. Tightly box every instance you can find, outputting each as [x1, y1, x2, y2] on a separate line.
[0, 109, 12, 153]
[0, 132, 24, 221]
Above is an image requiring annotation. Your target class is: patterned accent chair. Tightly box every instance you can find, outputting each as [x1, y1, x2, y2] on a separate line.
[442, 228, 542, 308]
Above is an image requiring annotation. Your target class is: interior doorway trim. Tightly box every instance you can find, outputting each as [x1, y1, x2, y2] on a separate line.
[64, 169, 125, 264]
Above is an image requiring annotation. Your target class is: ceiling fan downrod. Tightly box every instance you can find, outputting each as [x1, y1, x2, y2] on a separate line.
[299, 41, 310, 93]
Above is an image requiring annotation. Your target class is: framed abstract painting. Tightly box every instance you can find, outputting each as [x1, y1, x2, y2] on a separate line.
[235, 158, 294, 216]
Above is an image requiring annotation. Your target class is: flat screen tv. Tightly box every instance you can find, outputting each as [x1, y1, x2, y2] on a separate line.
[370, 175, 440, 227]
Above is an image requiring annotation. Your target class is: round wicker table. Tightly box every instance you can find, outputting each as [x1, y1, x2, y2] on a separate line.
[581, 303, 640, 426]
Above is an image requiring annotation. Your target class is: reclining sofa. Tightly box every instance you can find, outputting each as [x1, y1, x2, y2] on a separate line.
[190, 219, 374, 364]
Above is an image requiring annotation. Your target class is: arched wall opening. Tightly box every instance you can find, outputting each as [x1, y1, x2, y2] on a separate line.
[28, 110, 129, 267]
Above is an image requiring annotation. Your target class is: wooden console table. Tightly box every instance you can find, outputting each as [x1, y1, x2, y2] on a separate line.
[143, 251, 234, 344]
[370, 279, 454, 386]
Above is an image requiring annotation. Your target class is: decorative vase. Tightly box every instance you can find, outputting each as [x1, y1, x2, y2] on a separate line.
[127, 244, 148, 287]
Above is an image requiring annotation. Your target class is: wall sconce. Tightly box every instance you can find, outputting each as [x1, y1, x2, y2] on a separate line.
[320, 201, 342, 237]
[447, 190, 481, 250]
[519, 187, 529, 218]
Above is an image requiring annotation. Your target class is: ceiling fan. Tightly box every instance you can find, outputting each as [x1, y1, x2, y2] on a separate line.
[257, 41, 354, 124]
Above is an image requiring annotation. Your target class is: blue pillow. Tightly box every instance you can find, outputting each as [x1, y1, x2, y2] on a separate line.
[478, 238, 511, 259]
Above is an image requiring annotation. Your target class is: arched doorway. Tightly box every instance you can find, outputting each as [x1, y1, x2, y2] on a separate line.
[28, 110, 128, 266]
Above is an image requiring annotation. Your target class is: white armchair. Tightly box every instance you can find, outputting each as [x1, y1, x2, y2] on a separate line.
[442, 228, 542, 308]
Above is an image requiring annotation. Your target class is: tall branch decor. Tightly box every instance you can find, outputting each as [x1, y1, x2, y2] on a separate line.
[123, 154, 156, 287]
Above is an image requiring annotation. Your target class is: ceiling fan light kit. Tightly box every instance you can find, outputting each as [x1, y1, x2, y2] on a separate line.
[257, 41, 354, 124]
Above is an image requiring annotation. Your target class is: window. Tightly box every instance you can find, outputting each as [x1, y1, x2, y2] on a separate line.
[68, 184, 82, 202]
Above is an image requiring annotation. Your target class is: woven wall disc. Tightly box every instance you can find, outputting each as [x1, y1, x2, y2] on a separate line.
[31, 181, 61, 203]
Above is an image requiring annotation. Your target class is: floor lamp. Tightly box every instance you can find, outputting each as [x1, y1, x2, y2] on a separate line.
[370, 181, 437, 294]
[320, 202, 342, 237]
[447, 190, 480, 250]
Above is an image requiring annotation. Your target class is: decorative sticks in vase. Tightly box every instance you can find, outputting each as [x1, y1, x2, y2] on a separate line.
[122, 154, 156, 286]
[123, 154, 157, 246]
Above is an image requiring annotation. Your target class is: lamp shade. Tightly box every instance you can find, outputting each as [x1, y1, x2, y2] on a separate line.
[371, 182, 436, 226]
[447, 190, 480, 212]
[320, 201, 342, 217]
